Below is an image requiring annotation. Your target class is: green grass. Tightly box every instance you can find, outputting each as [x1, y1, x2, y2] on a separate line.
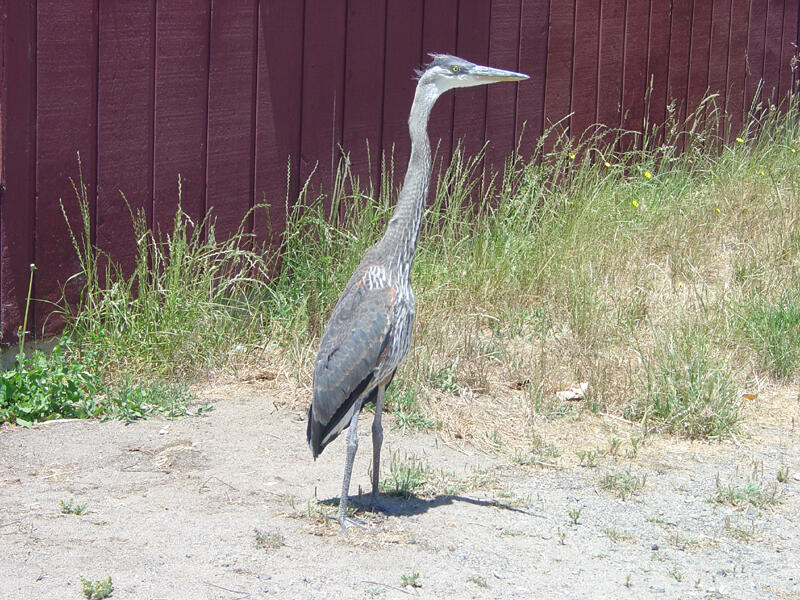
[49, 94, 800, 440]
[627, 331, 741, 438]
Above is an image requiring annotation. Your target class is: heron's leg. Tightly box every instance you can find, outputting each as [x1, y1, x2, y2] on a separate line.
[337, 403, 361, 528]
[371, 384, 385, 503]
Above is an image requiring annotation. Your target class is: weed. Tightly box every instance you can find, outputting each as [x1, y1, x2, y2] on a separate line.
[668, 568, 684, 582]
[568, 506, 583, 525]
[607, 437, 622, 456]
[724, 518, 761, 542]
[628, 331, 741, 439]
[467, 575, 489, 588]
[80, 575, 113, 600]
[740, 286, 800, 379]
[712, 464, 782, 509]
[600, 471, 646, 500]
[624, 573, 632, 588]
[400, 572, 421, 588]
[380, 452, 429, 499]
[668, 530, 706, 550]
[60, 498, 87, 516]
[254, 527, 285, 551]
[577, 449, 604, 467]
[604, 528, 634, 543]
[777, 465, 790, 483]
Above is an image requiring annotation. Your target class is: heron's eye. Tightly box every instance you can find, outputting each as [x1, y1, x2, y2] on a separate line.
[451, 65, 460, 73]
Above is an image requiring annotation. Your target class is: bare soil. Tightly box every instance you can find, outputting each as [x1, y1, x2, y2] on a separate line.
[1, 381, 798, 600]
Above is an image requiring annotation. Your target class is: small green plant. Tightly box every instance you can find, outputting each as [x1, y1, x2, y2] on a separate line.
[380, 452, 429, 499]
[400, 572, 421, 588]
[607, 437, 622, 456]
[80, 575, 113, 600]
[777, 465, 790, 483]
[577, 449, 603, 467]
[467, 575, 489, 588]
[668, 568, 683, 582]
[604, 528, 634, 543]
[626, 436, 642, 458]
[600, 471, 646, 500]
[254, 527, 285, 551]
[624, 573, 632, 588]
[568, 506, 583, 525]
[60, 498, 87, 516]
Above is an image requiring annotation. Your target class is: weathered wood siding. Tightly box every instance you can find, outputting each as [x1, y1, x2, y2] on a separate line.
[1, 0, 799, 343]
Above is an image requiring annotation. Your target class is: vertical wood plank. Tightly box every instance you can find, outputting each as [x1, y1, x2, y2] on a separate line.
[153, 1, 210, 232]
[762, 0, 784, 105]
[253, 1, 303, 249]
[516, 0, 550, 158]
[646, 0, 672, 135]
[342, 0, 386, 194]
[745, 0, 768, 112]
[570, 0, 600, 142]
[621, 0, 650, 148]
[708, 0, 731, 133]
[422, 0, 458, 175]
[543, 0, 575, 151]
[382, 0, 424, 182]
[300, 0, 346, 201]
[205, 0, 257, 241]
[597, 0, 625, 133]
[727, 0, 750, 137]
[686, 1, 713, 122]
[486, 0, 522, 176]
[35, 0, 98, 337]
[1, 1, 36, 344]
[453, 0, 492, 162]
[97, 2, 155, 278]
[778, 0, 799, 102]
[667, 0, 692, 125]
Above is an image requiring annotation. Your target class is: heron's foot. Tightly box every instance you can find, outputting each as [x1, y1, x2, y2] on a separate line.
[328, 514, 369, 533]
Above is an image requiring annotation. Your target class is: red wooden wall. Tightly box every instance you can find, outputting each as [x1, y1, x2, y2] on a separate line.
[1, 0, 799, 344]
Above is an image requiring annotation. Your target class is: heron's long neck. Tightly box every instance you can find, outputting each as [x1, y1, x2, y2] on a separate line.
[380, 82, 439, 272]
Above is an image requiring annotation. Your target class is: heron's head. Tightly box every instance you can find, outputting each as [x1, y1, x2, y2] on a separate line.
[416, 54, 529, 94]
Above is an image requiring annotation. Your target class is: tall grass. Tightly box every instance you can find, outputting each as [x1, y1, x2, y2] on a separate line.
[59, 93, 800, 441]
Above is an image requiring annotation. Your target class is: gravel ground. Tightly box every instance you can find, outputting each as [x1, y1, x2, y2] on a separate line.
[1, 384, 798, 600]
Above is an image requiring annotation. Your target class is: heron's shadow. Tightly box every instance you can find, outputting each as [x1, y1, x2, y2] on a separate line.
[318, 492, 535, 518]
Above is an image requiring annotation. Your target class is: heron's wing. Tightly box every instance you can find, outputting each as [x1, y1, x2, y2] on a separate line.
[307, 283, 396, 456]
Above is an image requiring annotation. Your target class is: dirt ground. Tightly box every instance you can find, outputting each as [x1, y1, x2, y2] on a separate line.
[1, 379, 798, 600]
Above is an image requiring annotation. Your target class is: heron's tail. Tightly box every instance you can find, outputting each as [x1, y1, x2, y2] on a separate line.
[307, 403, 324, 459]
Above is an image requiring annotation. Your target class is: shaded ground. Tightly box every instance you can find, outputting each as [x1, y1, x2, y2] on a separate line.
[1, 383, 798, 600]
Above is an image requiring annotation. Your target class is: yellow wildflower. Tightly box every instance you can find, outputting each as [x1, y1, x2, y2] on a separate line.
[715, 207, 721, 213]
[759, 170, 765, 176]
[604, 161, 611, 168]
[791, 148, 797, 153]
[632, 200, 639, 208]
[735, 137, 744, 143]
[644, 171, 652, 179]
[568, 152, 576, 160]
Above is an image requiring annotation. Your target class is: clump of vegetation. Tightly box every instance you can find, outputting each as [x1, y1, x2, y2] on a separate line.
[628, 332, 741, 439]
[254, 527, 285, 551]
[380, 452, 431, 499]
[600, 471, 647, 500]
[60, 498, 88, 516]
[80, 575, 113, 600]
[740, 285, 800, 380]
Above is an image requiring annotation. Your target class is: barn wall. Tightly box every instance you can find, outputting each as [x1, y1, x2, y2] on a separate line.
[1, 0, 799, 343]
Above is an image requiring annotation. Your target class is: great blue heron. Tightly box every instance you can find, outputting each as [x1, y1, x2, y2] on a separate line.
[307, 54, 529, 530]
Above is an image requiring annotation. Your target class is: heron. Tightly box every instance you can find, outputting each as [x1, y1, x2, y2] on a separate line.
[307, 54, 529, 530]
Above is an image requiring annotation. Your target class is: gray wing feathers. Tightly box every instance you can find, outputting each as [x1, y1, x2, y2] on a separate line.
[311, 284, 395, 427]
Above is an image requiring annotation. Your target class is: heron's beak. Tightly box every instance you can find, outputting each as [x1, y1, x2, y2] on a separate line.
[471, 65, 530, 83]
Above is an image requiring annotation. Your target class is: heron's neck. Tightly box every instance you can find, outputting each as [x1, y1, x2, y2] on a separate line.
[380, 82, 440, 272]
